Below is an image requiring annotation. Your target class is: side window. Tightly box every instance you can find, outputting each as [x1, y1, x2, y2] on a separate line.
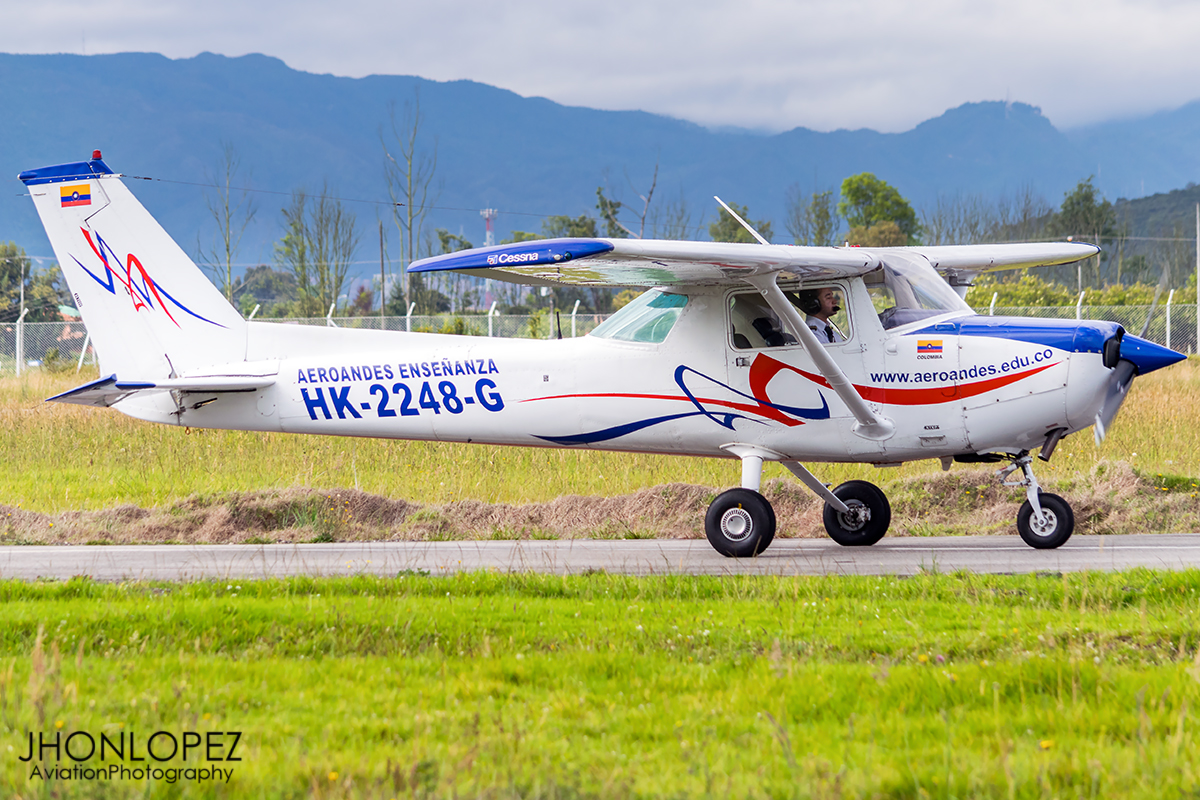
[590, 290, 688, 344]
[729, 285, 850, 350]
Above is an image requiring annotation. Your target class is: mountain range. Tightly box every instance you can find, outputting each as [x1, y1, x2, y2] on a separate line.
[3, 51, 1200, 277]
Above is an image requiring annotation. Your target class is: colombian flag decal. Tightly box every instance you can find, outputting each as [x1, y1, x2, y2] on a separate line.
[60, 184, 91, 208]
[917, 339, 943, 354]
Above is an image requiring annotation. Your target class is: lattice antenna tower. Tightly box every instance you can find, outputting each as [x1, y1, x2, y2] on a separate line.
[480, 208, 498, 247]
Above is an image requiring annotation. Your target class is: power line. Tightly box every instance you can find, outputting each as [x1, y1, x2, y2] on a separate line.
[122, 173, 557, 219]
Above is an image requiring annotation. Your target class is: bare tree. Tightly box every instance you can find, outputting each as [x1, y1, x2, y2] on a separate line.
[649, 188, 693, 240]
[784, 185, 840, 246]
[309, 184, 360, 314]
[597, 163, 660, 239]
[276, 190, 314, 316]
[920, 192, 993, 245]
[274, 185, 360, 316]
[992, 185, 1053, 243]
[383, 91, 438, 308]
[197, 142, 257, 302]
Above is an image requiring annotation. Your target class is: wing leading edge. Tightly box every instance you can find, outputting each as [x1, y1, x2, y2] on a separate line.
[409, 238, 1101, 288]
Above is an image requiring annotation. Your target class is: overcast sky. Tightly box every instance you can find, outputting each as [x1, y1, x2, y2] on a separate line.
[4, 0, 1199, 133]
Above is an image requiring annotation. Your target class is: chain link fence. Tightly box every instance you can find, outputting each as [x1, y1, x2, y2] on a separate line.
[971, 305, 1199, 355]
[3, 305, 1195, 374]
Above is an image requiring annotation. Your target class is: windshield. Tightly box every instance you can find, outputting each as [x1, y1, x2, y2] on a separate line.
[589, 290, 688, 343]
[865, 253, 971, 329]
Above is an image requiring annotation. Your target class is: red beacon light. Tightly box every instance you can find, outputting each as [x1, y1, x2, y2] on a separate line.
[92, 149, 102, 160]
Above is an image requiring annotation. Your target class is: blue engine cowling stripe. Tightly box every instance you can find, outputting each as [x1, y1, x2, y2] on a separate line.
[912, 316, 1123, 354]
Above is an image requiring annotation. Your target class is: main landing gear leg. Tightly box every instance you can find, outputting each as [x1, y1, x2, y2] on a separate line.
[704, 447, 776, 558]
[998, 451, 1075, 549]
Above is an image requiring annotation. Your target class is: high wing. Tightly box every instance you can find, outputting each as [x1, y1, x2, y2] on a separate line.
[408, 237, 1101, 288]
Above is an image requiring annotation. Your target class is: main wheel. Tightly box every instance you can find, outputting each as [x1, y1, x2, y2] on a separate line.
[704, 488, 776, 558]
[1016, 492, 1074, 549]
[823, 480, 891, 546]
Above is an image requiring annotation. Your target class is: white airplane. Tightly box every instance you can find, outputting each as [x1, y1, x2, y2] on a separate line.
[20, 152, 1186, 556]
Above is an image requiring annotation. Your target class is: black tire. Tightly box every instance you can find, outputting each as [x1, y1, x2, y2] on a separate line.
[704, 488, 776, 558]
[1016, 492, 1074, 549]
[823, 480, 891, 546]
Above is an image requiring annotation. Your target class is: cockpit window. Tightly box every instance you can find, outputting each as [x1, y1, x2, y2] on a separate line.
[729, 285, 849, 349]
[865, 254, 971, 329]
[589, 290, 688, 343]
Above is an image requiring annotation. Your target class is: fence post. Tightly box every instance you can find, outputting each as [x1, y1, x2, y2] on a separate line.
[1167, 289, 1175, 350]
[15, 308, 28, 377]
[989, 292, 997, 316]
[488, 301, 497, 337]
[571, 299, 580, 337]
[406, 302, 416, 333]
[1075, 292, 1085, 321]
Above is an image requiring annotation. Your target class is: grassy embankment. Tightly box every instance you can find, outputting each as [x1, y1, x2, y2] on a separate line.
[3, 571, 1200, 799]
[0, 360, 1198, 541]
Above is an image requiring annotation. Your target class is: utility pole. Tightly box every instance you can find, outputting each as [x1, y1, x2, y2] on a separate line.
[379, 220, 385, 329]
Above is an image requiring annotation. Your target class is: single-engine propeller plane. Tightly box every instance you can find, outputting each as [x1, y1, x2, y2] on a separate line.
[20, 153, 1187, 556]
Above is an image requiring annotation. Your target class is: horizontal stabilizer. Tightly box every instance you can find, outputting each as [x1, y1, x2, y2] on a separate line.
[48, 373, 276, 407]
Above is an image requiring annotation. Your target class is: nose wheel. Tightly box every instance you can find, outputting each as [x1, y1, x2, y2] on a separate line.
[999, 451, 1075, 549]
[1016, 492, 1074, 548]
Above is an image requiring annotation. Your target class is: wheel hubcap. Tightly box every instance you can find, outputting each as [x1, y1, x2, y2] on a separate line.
[836, 500, 870, 532]
[1029, 508, 1059, 537]
[720, 507, 753, 542]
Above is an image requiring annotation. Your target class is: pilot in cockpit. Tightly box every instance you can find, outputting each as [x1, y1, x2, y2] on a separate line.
[797, 288, 846, 343]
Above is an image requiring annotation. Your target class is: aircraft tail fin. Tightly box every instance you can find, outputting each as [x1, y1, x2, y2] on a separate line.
[19, 153, 247, 379]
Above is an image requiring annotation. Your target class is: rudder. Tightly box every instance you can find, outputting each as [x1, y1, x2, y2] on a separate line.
[19, 152, 246, 379]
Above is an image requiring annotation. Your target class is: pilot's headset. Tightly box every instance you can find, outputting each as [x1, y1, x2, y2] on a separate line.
[796, 290, 823, 315]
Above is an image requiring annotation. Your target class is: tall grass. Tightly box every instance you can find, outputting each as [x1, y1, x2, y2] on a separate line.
[1, 360, 1196, 513]
[2, 571, 1200, 798]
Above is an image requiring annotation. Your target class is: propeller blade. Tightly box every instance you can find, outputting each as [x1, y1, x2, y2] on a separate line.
[1094, 360, 1137, 444]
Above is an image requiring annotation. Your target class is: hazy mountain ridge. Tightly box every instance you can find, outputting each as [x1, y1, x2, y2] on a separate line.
[1, 52, 1197, 277]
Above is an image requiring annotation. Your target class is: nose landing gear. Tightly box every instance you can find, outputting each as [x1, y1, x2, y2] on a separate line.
[998, 451, 1075, 549]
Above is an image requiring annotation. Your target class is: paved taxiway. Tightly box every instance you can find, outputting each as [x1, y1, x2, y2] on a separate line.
[3, 534, 1200, 581]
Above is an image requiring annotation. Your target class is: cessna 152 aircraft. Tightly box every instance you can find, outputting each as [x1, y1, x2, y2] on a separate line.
[20, 153, 1186, 556]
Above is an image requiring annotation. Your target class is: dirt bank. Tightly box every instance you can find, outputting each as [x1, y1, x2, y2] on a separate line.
[1, 462, 1195, 545]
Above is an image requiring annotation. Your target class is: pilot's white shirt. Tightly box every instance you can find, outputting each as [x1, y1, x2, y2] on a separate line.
[806, 315, 845, 343]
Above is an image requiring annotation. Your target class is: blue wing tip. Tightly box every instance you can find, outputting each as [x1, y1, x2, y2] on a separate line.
[19, 152, 114, 186]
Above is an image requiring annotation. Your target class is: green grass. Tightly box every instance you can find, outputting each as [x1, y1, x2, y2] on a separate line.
[3, 571, 1200, 798]
[3, 359, 1199, 515]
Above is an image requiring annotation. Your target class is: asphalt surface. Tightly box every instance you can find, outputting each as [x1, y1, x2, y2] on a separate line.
[2, 534, 1200, 581]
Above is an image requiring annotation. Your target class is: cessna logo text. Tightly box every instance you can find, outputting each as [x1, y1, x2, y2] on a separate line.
[486, 252, 540, 265]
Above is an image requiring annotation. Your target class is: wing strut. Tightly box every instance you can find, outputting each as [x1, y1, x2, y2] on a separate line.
[744, 274, 894, 441]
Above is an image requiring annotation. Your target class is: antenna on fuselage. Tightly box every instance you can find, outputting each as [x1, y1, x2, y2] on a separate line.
[713, 196, 770, 245]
